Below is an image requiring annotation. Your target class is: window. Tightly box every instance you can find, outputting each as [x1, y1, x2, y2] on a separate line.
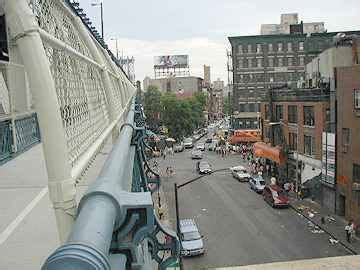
[239, 103, 246, 112]
[288, 57, 293, 66]
[238, 59, 243, 68]
[268, 43, 273, 52]
[354, 89, 360, 109]
[303, 106, 315, 126]
[299, 42, 304, 51]
[238, 44, 243, 54]
[257, 58, 262, 68]
[289, 132, 297, 151]
[299, 56, 304, 66]
[304, 135, 315, 156]
[275, 105, 283, 121]
[353, 164, 360, 183]
[326, 108, 330, 123]
[288, 105, 298, 123]
[265, 104, 269, 120]
[257, 44, 261, 53]
[278, 43, 283, 52]
[249, 103, 255, 112]
[248, 58, 252, 68]
[268, 58, 274, 67]
[287, 42, 292, 52]
[342, 128, 350, 146]
[248, 44, 252, 53]
[278, 58, 283, 67]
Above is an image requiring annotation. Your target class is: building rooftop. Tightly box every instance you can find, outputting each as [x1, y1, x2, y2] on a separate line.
[228, 30, 360, 44]
[268, 87, 330, 102]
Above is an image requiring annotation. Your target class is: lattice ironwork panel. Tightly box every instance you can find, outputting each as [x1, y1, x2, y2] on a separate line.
[31, 0, 93, 59]
[109, 74, 124, 114]
[0, 120, 13, 162]
[15, 113, 41, 152]
[44, 45, 110, 166]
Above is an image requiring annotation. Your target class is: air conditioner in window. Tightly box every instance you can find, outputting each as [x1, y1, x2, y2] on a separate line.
[352, 183, 360, 191]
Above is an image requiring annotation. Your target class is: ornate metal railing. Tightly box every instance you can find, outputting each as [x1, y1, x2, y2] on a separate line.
[0, 119, 12, 162]
[0, 113, 41, 164]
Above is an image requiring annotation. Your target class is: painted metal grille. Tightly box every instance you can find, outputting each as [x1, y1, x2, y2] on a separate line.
[44, 46, 110, 166]
[31, 0, 92, 59]
[15, 113, 41, 152]
[0, 120, 12, 162]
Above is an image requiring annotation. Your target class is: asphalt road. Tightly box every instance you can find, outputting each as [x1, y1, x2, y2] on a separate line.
[158, 138, 350, 270]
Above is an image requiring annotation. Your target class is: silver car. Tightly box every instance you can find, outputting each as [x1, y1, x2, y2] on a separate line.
[196, 143, 205, 151]
[249, 176, 266, 193]
[191, 149, 202, 159]
[230, 165, 251, 182]
[174, 142, 185, 152]
[184, 138, 194, 149]
[180, 219, 205, 257]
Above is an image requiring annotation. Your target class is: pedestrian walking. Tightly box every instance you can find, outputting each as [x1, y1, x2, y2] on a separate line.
[345, 222, 352, 243]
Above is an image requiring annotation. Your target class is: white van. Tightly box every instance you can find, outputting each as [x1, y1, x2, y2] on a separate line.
[179, 219, 205, 257]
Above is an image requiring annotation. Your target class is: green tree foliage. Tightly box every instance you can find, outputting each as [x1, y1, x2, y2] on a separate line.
[143, 88, 206, 140]
[223, 95, 231, 115]
[143, 85, 162, 130]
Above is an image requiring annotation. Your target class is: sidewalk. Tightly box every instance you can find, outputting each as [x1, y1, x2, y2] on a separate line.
[290, 196, 360, 254]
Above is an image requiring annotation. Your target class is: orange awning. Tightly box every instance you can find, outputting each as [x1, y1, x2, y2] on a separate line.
[253, 142, 286, 164]
[229, 130, 261, 144]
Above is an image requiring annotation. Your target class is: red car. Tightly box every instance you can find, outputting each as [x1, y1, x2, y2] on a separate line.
[263, 185, 290, 208]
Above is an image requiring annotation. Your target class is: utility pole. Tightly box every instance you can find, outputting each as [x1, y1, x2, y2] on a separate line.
[91, 2, 104, 39]
[174, 183, 183, 270]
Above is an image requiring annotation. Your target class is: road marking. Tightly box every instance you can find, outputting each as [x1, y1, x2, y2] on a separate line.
[0, 187, 48, 245]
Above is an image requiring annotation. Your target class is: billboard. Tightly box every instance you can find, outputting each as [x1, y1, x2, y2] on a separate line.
[154, 55, 189, 68]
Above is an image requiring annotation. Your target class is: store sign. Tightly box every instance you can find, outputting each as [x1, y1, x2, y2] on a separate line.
[321, 132, 335, 185]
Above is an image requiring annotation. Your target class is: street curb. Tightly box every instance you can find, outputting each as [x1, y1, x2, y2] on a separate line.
[289, 204, 358, 255]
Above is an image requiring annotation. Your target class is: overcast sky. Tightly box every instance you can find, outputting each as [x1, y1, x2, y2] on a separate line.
[79, 0, 360, 84]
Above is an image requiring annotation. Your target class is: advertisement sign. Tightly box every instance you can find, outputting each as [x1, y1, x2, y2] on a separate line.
[321, 132, 335, 185]
[154, 55, 189, 68]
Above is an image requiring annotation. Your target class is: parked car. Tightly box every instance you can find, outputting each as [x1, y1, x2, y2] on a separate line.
[249, 175, 266, 193]
[191, 149, 203, 159]
[184, 138, 194, 149]
[180, 219, 205, 257]
[196, 161, 212, 174]
[208, 140, 218, 151]
[230, 165, 251, 182]
[263, 185, 290, 208]
[196, 143, 205, 151]
[174, 142, 185, 153]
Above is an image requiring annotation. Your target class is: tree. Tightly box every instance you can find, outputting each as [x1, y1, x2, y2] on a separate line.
[223, 95, 231, 116]
[143, 85, 162, 130]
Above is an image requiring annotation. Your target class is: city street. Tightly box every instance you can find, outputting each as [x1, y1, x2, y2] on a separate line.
[158, 138, 351, 270]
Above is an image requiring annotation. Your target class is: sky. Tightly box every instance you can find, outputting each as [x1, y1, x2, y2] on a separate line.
[79, 0, 360, 84]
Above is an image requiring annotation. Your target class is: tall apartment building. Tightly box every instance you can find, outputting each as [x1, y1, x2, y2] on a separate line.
[261, 13, 325, 35]
[203, 65, 211, 87]
[228, 30, 360, 113]
[337, 65, 360, 221]
[213, 78, 224, 91]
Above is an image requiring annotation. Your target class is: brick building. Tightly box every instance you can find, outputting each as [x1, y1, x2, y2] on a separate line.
[260, 88, 329, 190]
[228, 30, 360, 113]
[336, 65, 360, 221]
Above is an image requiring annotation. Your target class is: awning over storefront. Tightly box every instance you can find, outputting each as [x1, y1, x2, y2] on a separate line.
[253, 142, 286, 165]
[228, 130, 261, 144]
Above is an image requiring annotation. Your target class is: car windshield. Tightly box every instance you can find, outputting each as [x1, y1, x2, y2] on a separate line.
[183, 231, 201, 241]
[272, 189, 285, 197]
[259, 180, 266, 185]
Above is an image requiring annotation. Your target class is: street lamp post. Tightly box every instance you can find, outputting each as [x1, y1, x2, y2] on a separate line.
[91, 2, 104, 39]
[110, 38, 119, 60]
[173, 169, 228, 269]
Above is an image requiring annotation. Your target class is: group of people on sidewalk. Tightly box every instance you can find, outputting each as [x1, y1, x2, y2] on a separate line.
[345, 221, 357, 243]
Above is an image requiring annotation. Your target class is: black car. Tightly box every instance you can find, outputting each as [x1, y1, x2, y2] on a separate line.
[196, 161, 212, 174]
